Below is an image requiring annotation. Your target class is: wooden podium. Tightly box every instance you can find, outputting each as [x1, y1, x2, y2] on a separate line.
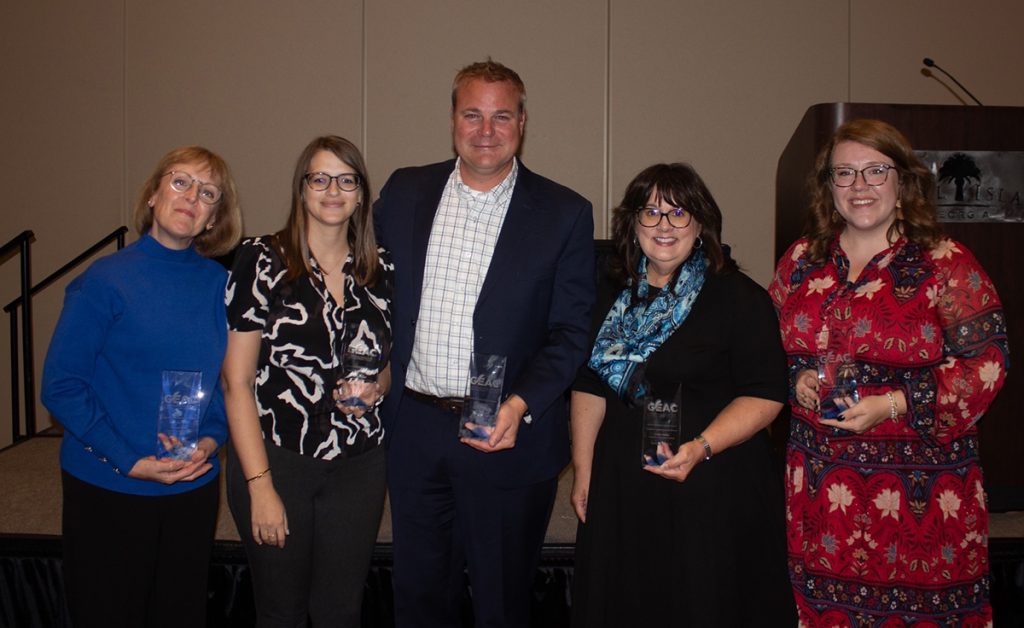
[775, 103, 1024, 511]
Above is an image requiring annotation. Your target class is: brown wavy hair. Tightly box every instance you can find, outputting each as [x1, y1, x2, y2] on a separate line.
[273, 135, 379, 286]
[133, 145, 243, 257]
[804, 119, 943, 263]
[609, 163, 737, 287]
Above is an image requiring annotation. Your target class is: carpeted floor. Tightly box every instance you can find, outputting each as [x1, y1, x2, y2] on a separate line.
[4, 433, 1023, 627]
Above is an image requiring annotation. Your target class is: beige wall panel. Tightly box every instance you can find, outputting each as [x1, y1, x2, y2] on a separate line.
[5, 1, 1024, 448]
[850, 1, 1024, 106]
[365, 1, 606, 218]
[125, 1, 366, 238]
[610, 1, 849, 286]
[1, 3, 125, 443]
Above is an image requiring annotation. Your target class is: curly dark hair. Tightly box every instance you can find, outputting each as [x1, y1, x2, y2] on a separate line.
[609, 163, 736, 287]
[804, 119, 943, 263]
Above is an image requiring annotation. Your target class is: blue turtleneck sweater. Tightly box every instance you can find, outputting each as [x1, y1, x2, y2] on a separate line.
[42, 234, 228, 496]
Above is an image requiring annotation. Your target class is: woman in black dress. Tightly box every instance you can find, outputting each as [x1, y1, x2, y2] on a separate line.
[571, 163, 795, 626]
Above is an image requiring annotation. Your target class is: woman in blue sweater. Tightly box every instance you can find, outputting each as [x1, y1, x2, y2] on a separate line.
[42, 145, 242, 628]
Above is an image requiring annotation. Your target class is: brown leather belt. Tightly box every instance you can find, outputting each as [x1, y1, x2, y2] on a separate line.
[404, 387, 464, 415]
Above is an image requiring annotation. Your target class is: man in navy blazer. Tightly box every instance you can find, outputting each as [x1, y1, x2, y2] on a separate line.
[374, 60, 594, 627]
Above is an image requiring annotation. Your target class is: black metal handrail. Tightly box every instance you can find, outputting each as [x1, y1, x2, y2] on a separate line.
[1, 230, 35, 445]
[0, 230, 33, 260]
[3, 227, 128, 442]
[3, 227, 129, 313]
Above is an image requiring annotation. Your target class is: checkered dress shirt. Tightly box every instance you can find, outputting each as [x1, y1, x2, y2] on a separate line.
[405, 158, 519, 397]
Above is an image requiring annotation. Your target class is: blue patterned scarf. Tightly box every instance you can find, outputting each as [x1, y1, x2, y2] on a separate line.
[588, 250, 707, 405]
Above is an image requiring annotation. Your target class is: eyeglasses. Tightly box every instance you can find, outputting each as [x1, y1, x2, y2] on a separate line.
[636, 206, 693, 229]
[163, 171, 223, 204]
[829, 164, 896, 187]
[304, 172, 361, 192]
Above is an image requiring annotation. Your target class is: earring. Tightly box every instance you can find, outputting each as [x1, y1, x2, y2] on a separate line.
[148, 200, 154, 208]
[694, 236, 704, 250]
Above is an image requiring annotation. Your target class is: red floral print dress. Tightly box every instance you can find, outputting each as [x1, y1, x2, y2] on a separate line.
[770, 237, 1008, 628]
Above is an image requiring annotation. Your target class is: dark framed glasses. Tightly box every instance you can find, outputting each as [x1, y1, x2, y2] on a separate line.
[304, 172, 361, 192]
[636, 206, 693, 229]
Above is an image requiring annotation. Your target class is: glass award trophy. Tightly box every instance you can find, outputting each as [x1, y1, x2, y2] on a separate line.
[641, 385, 682, 467]
[817, 356, 860, 420]
[459, 353, 507, 440]
[336, 344, 381, 410]
[156, 370, 202, 460]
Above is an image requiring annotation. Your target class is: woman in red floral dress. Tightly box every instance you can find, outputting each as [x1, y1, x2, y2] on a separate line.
[770, 119, 1009, 627]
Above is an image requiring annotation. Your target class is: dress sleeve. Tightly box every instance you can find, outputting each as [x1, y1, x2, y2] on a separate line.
[573, 363, 607, 398]
[767, 241, 803, 313]
[41, 271, 139, 473]
[906, 240, 1009, 445]
[768, 240, 817, 385]
[729, 275, 789, 403]
[226, 238, 281, 332]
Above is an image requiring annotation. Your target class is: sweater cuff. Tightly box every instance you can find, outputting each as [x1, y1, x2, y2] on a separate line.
[81, 421, 140, 476]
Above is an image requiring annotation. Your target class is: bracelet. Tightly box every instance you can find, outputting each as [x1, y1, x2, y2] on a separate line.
[695, 434, 713, 461]
[885, 391, 898, 421]
[246, 467, 271, 483]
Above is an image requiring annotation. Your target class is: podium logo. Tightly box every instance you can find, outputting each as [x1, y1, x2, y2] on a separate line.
[918, 149, 1024, 222]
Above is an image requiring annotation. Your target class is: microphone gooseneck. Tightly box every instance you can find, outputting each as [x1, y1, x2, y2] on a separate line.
[921, 57, 983, 106]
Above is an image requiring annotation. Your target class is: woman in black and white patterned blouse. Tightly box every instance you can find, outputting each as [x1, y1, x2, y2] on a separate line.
[222, 136, 393, 627]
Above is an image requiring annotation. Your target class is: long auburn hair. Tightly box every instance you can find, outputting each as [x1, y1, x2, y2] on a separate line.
[609, 162, 736, 287]
[804, 119, 943, 263]
[274, 136, 379, 286]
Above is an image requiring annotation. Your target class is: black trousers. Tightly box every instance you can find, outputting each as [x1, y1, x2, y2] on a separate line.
[226, 443, 387, 628]
[61, 470, 219, 628]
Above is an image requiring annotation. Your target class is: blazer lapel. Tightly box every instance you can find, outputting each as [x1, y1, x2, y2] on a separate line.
[476, 167, 543, 306]
[407, 164, 451, 319]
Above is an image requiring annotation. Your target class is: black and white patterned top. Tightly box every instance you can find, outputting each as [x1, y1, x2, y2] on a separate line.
[226, 236, 393, 459]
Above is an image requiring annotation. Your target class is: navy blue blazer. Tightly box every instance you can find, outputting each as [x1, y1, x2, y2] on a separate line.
[374, 160, 595, 486]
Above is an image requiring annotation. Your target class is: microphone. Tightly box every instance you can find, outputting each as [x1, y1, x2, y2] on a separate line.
[922, 57, 983, 106]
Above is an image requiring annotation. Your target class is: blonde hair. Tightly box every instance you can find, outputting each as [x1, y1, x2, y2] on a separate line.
[133, 145, 243, 257]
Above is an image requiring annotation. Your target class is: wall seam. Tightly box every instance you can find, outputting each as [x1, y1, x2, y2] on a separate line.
[121, 0, 128, 230]
[362, 0, 369, 160]
[602, 0, 612, 237]
[847, 0, 853, 101]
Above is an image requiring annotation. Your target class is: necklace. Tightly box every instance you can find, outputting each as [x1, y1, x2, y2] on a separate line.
[313, 253, 347, 277]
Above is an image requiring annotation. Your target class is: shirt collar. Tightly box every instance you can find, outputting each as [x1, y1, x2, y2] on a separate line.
[452, 157, 519, 202]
